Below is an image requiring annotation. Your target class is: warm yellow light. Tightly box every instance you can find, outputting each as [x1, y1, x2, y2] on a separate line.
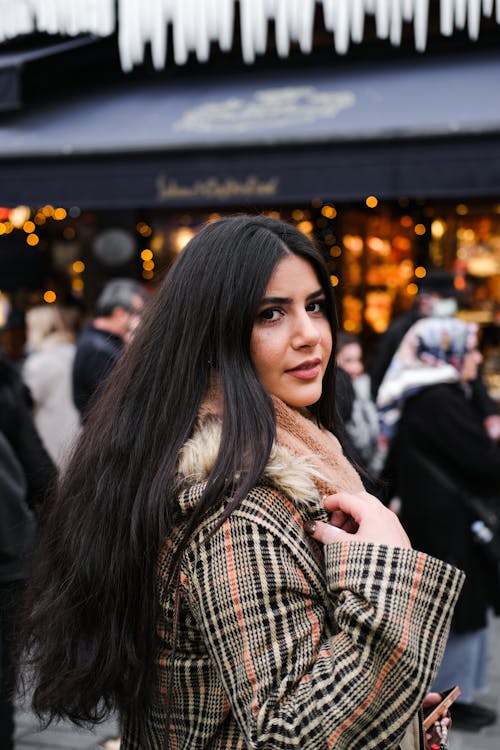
[3, 221, 13, 234]
[43, 290, 57, 303]
[406, 283, 419, 295]
[173, 227, 195, 253]
[23, 221, 36, 233]
[42, 205, 54, 217]
[329, 245, 342, 258]
[54, 207, 67, 220]
[142, 270, 154, 280]
[330, 275, 339, 287]
[137, 222, 152, 237]
[72, 260, 85, 274]
[456, 203, 468, 215]
[414, 223, 426, 235]
[141, 249, 153, 261]
[10, 206, 30, 228]
[400, 215, 413, 228]
[321, 205, 337, 219]
[0, 224, 5, 236]
[297, 220, 313, 234]
[142, 260, 155, 271]
[72, 278, 84, 292]
[265, 210, 281, 219]
[208, 212, 221, 223]
[26, 234, 39, 246]
[399, 260, 414, 279]
[34, 213, 46, 225]
[151, 235, 163, 252]
[292, 209, 305, 221]
[343, 319, 357, 332]
[414, 266, 427, 278]
[366, 196, 378, 209]
[431, 219, 446, 239]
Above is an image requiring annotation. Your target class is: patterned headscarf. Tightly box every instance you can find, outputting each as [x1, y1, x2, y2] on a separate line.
[376, 317, 478, 438]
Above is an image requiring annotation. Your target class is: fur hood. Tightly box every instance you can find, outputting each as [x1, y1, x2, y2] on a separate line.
[176, 415, 323, 517]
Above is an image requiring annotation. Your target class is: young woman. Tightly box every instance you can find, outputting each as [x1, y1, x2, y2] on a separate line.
[377, 316, 500, 731]
[20, 216, 463, 750]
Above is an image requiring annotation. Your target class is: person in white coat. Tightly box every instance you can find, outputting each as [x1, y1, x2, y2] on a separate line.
[23, 305, 80, 469]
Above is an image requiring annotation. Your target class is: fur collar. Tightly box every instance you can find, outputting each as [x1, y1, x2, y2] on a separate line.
[177, 415, 321, 514]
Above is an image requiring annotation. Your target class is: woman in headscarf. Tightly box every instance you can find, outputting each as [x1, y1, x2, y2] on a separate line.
[377, 317, 500, 731]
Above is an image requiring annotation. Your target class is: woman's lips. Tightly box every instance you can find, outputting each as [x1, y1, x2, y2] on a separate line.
[286, 360, 321, 379]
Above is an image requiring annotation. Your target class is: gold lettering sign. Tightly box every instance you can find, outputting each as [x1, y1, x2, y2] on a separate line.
[156, 175, 279, 200]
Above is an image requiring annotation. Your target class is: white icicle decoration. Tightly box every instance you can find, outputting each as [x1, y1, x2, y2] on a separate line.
[0, 0, 495, 70]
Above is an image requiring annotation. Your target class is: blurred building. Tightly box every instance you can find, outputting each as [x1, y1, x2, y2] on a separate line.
[0, 1, 499, 395]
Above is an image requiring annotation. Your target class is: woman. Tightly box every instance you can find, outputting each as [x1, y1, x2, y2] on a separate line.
[336, 331, 385, 475]
[22, 305, 80, 469]
[377, 316, 500, 731]
[20, 216, 463, 749]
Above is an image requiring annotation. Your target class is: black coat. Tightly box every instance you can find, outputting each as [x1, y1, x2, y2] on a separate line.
[384, 382, 500, 633]
[0, 355, 56, 581]
[72, 324, 123, 418]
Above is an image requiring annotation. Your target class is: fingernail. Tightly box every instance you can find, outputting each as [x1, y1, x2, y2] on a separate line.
[305, 520, 316, 535]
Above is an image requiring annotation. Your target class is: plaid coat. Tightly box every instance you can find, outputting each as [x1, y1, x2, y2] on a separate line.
[122, 419, 464, 749]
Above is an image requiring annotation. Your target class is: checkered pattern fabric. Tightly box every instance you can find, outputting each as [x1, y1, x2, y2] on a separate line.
[121, 482, 463, 749]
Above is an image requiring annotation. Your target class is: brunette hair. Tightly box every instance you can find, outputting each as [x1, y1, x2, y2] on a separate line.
[19, 215, 342, 725]
[336, 331, 360, 353]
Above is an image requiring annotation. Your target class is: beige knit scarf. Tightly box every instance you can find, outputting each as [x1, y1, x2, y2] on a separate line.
[272, 397, 364, 497]
[198, 382, 363, 499]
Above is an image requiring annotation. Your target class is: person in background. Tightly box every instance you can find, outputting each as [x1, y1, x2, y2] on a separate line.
[22, 305, 80, 469]
[370, 269, 459, 400]
[0, 351, 55, 749]
[370, 268, 500, 440]
[19, 216, 462, 750]
[336, 331, 385, 475]
[377, 317, 500, 731]
[72, 278, 147, 419]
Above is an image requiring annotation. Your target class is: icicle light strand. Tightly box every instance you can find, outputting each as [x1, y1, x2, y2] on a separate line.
[0, 0, 496, 70]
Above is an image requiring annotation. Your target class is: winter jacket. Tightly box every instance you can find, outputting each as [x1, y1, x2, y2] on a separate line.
[122, 416, 463, 750]
[23, 336, 80, 468]
[384, 382, 500, 633]
[72, 324, 123, 418]
[0, 355, 56, 582]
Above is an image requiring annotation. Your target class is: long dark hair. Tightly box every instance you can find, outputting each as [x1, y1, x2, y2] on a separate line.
[19, 215, 342, 726]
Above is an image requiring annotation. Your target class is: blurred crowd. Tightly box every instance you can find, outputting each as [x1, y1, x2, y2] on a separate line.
[1, 267, 499, 746]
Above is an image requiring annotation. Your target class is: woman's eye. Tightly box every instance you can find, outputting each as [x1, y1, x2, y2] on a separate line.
[259, 308, 281, 322]
[307, 300, 326, 314]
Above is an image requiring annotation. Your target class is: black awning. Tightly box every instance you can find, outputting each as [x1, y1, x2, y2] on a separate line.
[1, 50, 500, 207]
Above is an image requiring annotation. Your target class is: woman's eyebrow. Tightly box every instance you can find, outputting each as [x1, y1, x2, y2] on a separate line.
[260, 288, 324, 305]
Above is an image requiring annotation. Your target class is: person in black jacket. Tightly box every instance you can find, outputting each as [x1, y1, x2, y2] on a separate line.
[72, 279, 147, 419]
[0, 353, 55, 749]
[377, 317, 500, 731]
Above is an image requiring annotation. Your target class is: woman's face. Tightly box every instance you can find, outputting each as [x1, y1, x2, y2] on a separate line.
[461, 347, 483, 383]
[250, 254, 333, 408]
[336, 342, 364, 380]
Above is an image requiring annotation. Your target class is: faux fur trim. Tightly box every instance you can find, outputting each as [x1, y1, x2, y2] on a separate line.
[177, 416, 321, 508]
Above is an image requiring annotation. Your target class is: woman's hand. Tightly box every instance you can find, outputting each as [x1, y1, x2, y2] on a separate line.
[423, 692, 452, 749]
[306, 491, 412, 549]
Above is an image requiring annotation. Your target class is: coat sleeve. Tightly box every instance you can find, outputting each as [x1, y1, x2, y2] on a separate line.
[182, 490, 464, 750]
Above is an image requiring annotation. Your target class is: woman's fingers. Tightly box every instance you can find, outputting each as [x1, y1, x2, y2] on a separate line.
[305, 520, 347, 544]
[423, 692, 442, 709]
[308, 491, 412, 549]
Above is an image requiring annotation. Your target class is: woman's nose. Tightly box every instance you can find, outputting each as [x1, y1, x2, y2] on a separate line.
[293, 312, 321, 347]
